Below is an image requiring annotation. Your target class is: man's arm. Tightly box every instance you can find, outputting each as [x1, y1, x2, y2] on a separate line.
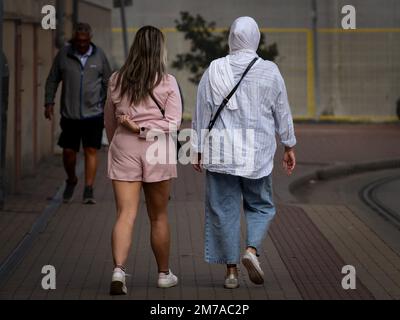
[101, 51, 112, 103]
[44, 51, 62, 120]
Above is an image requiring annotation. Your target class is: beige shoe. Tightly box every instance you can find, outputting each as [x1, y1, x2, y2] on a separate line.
[224, 273, 239, 289]
[242, 251, 264, 284]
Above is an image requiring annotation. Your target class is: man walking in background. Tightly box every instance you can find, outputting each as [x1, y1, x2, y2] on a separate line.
[44, 22, 112, 204]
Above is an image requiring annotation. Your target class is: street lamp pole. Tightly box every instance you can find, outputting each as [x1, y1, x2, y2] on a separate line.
[311, 0, 320, 118]
[0, 0, 4, 207]
[73, 0, 79, 26]
[120, 0, 129, 59]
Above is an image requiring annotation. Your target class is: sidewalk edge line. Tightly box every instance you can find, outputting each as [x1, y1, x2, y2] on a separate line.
[0, 158, 85, 288]
[289, 159, 400, 195]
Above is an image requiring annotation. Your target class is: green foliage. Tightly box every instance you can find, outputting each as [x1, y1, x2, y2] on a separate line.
[172, 11, 279, 84]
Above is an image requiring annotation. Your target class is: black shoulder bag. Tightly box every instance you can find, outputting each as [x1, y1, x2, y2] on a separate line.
[149, 92, 183, 156]
[207, 57, 258, 132]
[149, 92, 166, 118]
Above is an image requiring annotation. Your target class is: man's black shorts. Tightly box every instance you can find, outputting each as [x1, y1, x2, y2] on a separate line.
[58, 116, 104, 152]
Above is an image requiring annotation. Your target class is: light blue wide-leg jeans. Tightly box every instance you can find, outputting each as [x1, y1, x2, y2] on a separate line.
[204, 170, 276, 264]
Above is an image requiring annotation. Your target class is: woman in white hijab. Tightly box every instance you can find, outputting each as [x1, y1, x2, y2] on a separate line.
[208, 16, 261, 111]
[192, 17, 297, 289]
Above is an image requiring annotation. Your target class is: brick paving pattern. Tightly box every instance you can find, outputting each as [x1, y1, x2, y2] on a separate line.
[0, 124, 399, 300]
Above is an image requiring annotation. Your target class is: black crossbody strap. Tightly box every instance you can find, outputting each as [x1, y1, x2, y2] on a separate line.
[149, 92, 165, 118]
[207, 57, 258, 132]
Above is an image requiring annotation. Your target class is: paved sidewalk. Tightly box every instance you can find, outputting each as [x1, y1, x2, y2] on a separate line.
[0, 123, 399, 300]
[0, 155, 67, 267]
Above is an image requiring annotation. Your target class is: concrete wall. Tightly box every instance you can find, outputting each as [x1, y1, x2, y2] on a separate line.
[111, 0, 314, 29]
[110, 0, 400, 120]
[4, 0, 56, 21]
[3, 0, 63, 191]
[79, 0, 112, 59]
[3, 20, 17, 192]
[316, 0, 400, 118]
[2, 0, 112, 192]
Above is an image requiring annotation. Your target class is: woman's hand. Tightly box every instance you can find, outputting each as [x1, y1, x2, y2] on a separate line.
[283, 147, 296, 176]
[192, 153, 203, 173]
[118, 115, 140, 134]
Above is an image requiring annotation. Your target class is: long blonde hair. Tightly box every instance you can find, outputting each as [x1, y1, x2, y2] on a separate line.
[116, 26, 167, 105]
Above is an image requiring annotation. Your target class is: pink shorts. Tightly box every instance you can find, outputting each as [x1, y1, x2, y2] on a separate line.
[107, 126, 177, 183]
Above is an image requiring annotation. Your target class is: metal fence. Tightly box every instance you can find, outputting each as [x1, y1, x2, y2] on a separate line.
[112, 27, 400, 122]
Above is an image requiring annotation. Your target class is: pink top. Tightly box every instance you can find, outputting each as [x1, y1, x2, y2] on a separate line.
[104, 72, 182, 143]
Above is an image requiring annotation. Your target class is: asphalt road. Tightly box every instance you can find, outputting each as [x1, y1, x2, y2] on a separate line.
[291, 168, 400, 254]
[372, 177, 400, 216]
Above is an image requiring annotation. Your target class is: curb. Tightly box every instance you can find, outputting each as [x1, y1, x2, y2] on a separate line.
[293, 119, 400, 124]
[360, 175, 400, 230]
[289, 158, 400, 194]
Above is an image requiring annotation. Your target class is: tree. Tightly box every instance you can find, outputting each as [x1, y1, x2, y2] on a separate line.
[172, 11, 279, 84]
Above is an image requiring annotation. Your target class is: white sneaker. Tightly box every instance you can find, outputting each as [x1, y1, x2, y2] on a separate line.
[241, 251, 264, 284]
[157, 270, 178, 288]
[224, 273, 239, 289]
[110, 267, 127, 295]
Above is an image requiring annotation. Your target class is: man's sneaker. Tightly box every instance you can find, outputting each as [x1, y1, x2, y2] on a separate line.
[63, 178, 77, 203]
[241, 251, 264, 285]
[109, 267, 127, 295]
[83, 186, 96, 204]
[224, 273, 239, 289]
[157, 270, 178, 288]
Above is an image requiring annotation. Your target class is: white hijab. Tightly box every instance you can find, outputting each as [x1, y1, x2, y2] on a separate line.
[208, 17, 260, 110]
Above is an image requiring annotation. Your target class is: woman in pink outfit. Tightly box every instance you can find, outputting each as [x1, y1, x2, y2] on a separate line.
[104, 26, 182, 295]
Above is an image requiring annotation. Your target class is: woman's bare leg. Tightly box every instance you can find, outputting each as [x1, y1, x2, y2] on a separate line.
[111, 180, 142, 268]
[143, 180, 171, 273]
[227, 264, 238, 276]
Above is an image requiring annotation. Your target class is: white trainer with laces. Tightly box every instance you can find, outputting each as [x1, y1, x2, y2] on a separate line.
[110, 267, 127, 295]
[157, 269, 178, 288]
[241, 251, 264, 284]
